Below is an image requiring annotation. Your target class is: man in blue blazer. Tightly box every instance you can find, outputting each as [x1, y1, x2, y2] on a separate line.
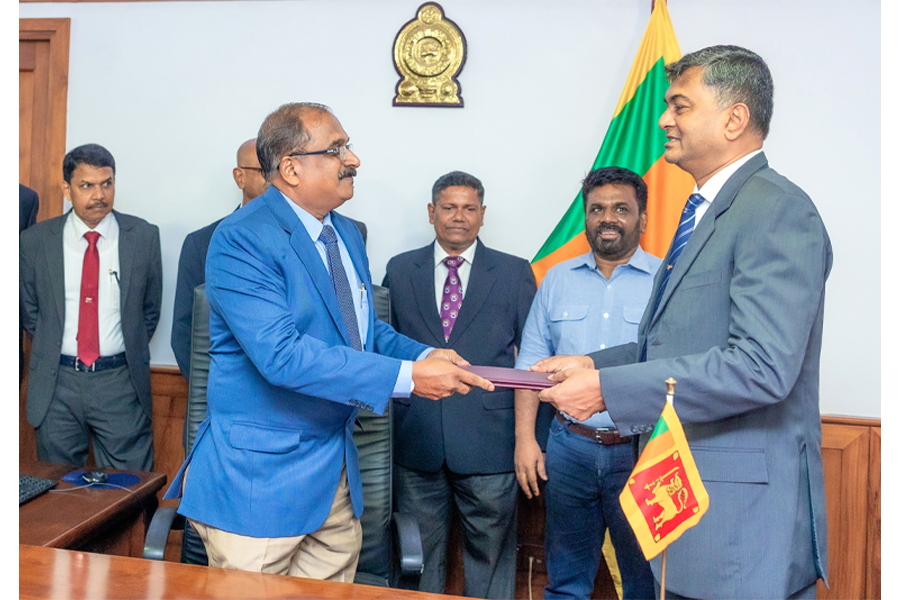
[382, 171, 536, 599]
[534, 46, 831, 599]
[165, 103, 492, 582]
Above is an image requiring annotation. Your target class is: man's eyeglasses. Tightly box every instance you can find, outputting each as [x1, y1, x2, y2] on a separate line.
[288, 144, 354, 161]
[238, 166, 263, 172]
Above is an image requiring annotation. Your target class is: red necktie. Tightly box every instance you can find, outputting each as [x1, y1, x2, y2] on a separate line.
[78, 231, 101, 367]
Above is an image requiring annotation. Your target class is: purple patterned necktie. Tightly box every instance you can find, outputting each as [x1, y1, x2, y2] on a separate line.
[440, 256, 464, 341]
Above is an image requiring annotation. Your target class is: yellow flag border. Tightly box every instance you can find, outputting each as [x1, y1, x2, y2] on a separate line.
[619, 403, 710, 560]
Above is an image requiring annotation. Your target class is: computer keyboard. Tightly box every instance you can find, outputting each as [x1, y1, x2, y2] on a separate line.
[19, 474, 57, 506]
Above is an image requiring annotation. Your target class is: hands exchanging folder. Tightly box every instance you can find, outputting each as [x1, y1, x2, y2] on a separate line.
[529, 355, 606, 422]
[411, 349, 495, 400]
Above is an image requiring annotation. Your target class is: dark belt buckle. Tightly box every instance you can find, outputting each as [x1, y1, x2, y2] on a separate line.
[74, 358, 96, 373]
[595, 428, 616, 445]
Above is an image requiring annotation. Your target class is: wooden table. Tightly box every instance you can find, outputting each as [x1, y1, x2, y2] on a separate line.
[19, 461, 166, 557]
[20, 544, 464, 600]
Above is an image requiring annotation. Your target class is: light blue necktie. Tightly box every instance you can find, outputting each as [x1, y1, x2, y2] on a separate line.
[318, 225, 362, 351]
[642, 193, 705, 361]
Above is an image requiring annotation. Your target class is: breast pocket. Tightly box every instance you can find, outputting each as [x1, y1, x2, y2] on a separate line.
[621, 306, 644, 341]
[548, 305, 589, 346]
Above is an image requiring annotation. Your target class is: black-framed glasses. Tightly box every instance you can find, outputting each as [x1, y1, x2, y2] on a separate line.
[287, 144, 353, 161]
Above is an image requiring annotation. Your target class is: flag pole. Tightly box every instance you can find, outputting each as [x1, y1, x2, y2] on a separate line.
[660, 548, 667, 600]
[659, 378, 676, 600]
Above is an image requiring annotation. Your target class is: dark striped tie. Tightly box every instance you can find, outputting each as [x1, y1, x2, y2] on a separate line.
[642, 193, 706, 361]
[318, 225, 362, 351]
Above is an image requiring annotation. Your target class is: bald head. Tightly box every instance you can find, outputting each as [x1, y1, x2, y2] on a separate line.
[233, 138, 268, 205]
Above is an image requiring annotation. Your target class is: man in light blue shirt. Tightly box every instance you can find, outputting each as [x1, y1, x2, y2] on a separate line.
[515, 167, 660, 599]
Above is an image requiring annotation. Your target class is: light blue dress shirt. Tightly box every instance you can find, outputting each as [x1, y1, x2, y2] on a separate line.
[281, 192, 421, 397]
[514, 246, 662, 428]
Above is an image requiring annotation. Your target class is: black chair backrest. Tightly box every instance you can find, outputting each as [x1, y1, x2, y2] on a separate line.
[353, 284, 395, 586]
[180, 284, 211, 565]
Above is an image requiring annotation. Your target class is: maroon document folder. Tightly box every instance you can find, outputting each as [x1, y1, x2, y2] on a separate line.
[460, 366, 555, 391]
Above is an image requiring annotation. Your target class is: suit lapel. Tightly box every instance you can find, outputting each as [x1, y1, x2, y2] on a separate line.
[115, 211, 136, 309]
[648, 153, 769, 330]
[47, 214, 68, 327]
[449, 240, 496, 344]
[263, 188, 351, 347]
[413, 244, 445, 346]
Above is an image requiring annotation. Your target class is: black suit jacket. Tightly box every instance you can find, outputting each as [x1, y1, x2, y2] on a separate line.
[171, 212, 368, 378]
[20, 184, 39, 381]
[383, 239, 536, 474]
[19, 210, 162, 426]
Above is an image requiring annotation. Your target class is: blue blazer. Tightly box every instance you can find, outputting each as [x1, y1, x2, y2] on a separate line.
[592, 153, 831, 599]
[383, 240, 536, 475]
[165, 186, 428, 538]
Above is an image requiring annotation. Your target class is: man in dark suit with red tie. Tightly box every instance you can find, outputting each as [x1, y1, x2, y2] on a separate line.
[20, 143, 162, 470]
[382, 171, 537, 599]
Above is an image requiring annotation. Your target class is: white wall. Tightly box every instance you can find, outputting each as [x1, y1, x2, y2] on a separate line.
[19, 0, 882, 418]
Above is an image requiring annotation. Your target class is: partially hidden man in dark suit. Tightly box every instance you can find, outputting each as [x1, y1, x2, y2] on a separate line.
[534, 46, 831, 600]
[171, 138, 369, 378]
[170, 138, 268, 377]
[383, 171, 536, 599]
[20, 144, 162, 470]
[20, 183, 39, 383]
[165, 103, 493, 582]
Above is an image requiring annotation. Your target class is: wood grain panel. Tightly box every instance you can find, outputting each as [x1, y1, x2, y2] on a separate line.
[867, 428, 880, 599]
[818, 423, 869, 600]
[20, 18, 69, 222]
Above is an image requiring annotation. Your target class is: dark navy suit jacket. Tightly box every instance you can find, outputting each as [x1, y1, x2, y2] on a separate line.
[383, 239, 536, 475]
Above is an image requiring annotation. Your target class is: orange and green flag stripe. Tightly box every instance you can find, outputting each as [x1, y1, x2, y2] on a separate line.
[531, 0, 694, 286]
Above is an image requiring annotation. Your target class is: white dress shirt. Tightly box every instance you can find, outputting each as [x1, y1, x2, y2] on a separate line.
[693, 149, 763, 225]
[61, 212, 125, 357]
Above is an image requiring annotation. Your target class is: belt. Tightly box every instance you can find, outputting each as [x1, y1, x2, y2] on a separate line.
[60, 353, 127, 372]
[555, 412, 632, 446]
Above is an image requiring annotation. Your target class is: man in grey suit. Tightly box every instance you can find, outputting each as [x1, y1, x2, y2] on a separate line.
[533, 46, 831, 599]
[20, 143, 162, 471]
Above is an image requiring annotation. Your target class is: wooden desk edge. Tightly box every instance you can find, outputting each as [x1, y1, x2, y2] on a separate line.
[20, 545, 465, 600]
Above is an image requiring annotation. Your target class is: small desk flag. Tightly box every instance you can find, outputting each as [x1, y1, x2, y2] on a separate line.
[619, 392, 709, 560]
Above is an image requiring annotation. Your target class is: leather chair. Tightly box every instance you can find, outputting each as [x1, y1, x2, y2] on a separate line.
[143, 284, 424, 587]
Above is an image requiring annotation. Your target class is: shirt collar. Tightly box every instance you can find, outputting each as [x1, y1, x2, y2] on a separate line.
[433, 239, 477, 268]
[695, 148, 763, 203]
[69, 210, 116, 239]
[279, 189, 334, 243]
[573, 245, 655, 275]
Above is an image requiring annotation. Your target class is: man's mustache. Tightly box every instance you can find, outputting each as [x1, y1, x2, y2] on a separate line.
[593, 223, 624, 237]
[338, 167, 357, 180]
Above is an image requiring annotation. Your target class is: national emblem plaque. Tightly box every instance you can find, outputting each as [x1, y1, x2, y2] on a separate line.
[392, 2, 467, 107]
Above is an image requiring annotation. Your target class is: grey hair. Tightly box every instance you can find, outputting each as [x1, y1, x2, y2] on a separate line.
[665, 45, 773, 139]
[256, 102, 332, 180]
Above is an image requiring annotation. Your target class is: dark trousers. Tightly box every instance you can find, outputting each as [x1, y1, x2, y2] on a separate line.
[394, 463, 518, 599]
[544, 417, 654, 600]
[35, 364, 153, 471]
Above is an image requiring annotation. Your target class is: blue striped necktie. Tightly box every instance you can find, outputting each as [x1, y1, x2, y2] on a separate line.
[318, 224, 362, 351]
[649, 192, 706, 319]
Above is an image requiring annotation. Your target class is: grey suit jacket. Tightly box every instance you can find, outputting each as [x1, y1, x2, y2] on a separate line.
[590, 153, 831, 599]
[20, 210, 163, 427]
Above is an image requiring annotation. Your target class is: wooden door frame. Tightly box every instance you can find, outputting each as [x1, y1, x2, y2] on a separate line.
[20, 18, 70, 221]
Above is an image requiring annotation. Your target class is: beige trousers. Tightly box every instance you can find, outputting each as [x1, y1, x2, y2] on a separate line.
[190, 466, 362, 582]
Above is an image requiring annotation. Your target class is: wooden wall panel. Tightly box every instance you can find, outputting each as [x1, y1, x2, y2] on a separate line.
[818, 424, 870, 600]
[19, 18, 69, 222]
[867, 428, 880, 599]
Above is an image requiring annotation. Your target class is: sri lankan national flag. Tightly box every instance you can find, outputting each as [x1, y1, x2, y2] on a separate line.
[530, 0, 694, 286]
[619, 399, 709, 560]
